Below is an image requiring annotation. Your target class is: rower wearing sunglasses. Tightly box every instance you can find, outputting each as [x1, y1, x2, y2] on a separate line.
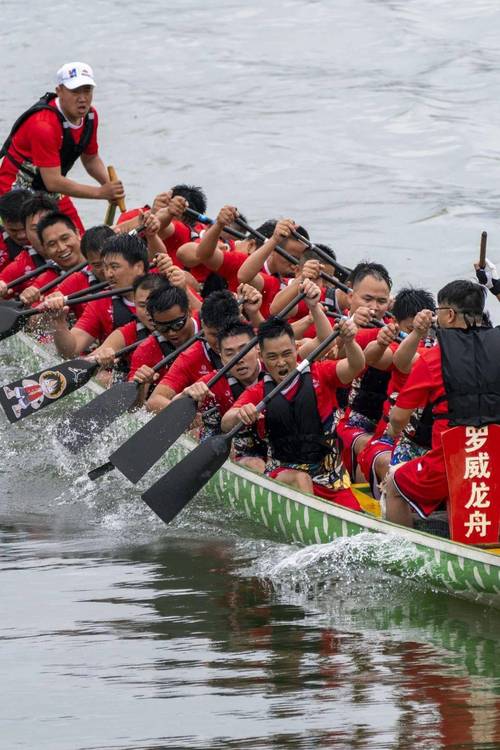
[129, 282, 202, 397]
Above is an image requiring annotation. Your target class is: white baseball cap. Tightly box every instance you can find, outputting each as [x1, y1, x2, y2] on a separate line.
[56, 62, 96, 89]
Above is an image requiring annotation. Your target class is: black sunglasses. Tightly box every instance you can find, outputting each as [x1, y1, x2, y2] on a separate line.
[154, 314, 188, 332]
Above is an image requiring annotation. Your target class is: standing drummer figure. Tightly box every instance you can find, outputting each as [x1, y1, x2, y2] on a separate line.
[0, 61, 125, 233]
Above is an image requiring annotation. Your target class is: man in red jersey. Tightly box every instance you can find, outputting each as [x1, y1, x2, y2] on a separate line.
[18, 212, 87, 306]
[42, 233, 148, 357]
[0, 62, 124, 232]
[334, 262, 393, 479]
[0, 189, 31, 270]
[221, 316, 365, 509]
[356, 287, 436, 496]
[146, 290, 241, 411]
[237, 218, 309, 318]
[183, 320, 268, 472]
[0, 192, 58, 296]
[384, 280, 500, 527]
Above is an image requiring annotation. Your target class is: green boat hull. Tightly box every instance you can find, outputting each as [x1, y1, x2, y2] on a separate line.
[2, 332, 500, 604]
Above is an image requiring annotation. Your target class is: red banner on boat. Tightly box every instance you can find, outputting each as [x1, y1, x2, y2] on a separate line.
[442, 425, 500, 545]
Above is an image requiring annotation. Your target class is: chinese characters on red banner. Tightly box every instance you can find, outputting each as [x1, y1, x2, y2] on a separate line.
[442, 425, 500, 545]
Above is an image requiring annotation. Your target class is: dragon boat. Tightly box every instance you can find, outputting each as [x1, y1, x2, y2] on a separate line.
[2, 330, 500, 605]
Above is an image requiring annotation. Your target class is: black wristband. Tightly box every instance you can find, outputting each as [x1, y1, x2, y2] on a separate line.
[491, 278, 500, 296]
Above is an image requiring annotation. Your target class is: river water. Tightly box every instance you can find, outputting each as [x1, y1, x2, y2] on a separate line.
[2, 1, 500, 748]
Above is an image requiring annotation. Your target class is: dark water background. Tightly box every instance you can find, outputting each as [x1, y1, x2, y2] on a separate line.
[2, 1, 500, 748]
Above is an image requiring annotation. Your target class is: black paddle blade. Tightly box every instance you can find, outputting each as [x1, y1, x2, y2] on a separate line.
[0, 306, 23, 341]
[0, 358, 97, 424]
[88, 461, 115, 481]
[57, 380, 139, 453]
[142, 434, 231, 524]
[0, 299, 23, 309]
[109, 396, 197, 483]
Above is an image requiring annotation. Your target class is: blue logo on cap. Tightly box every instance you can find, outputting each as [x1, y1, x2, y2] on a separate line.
[69, 68, 77, 78]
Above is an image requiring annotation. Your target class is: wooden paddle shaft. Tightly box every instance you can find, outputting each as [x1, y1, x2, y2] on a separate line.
[107, 165, 126, 214]
[479, 231, 487, 269]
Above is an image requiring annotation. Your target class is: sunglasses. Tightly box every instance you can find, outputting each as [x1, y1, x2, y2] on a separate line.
[153, 314, 188, 332]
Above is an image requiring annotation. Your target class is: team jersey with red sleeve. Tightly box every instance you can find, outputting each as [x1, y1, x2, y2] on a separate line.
[0, 248, 48, 291]
[260, 272, 286, 319]
[185, 239, 243, 288]
[158, 339, 221, 394]
[27, 267, 61, 290]
[74, 297, 136, 343]
[233, 360, 343, 440]
[128, 317, 201, 381]
[0, 101, 99, 193]
[215, 250, 250, 292]
[0, 232, 25, 272]
[395, 345, 447, 452]
[163, 221, 205, 268]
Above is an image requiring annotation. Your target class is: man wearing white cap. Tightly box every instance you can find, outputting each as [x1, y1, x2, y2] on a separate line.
[0, 62, 125, 232]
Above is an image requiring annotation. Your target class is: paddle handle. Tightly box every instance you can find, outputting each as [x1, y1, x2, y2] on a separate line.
[152, 331, 204, 372]
[112, 339, 142, 358]
[226, 328, 342, 440]
[66, 280, 109, 300]
[21, 284, 134, 318]
[108, 165, 126, 214]
[6, 263, 52, 290]
[234, 217, 350, 293]
[479, 231, 487, 269]
[64, 285, 133, 306]
[184, 207, 246, 240]
[290, 228, 351, 278]
[37, 260, 88, 294]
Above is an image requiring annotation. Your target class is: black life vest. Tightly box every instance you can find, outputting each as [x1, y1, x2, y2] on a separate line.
[264, 370, 329, 464]
[153, 330, 176, 357]
[350, 366, 391, 423]
[27, 247, 48, 269]
[324, 287, 342, 315]
[2, 231, 24, 262]
[81, 266, 99, 286]
[434, 327, 500, 427]
[111, 296, 136, 328]
[0, 93, 95, 192]
[204, 342, 222, 371]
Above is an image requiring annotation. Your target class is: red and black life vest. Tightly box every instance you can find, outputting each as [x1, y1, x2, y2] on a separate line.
[111, 295, 136, 328]
[1, 231, 24, 262]
[0, 93, 96, 192]
[264, 370, 329, 464]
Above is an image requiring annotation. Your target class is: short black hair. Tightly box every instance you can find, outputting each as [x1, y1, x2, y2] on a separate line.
[37, 211, 77, 243]
[438, 280, 485, 319]
[257, 316, 295, 348]
[392, 287, 436, 321]
[217, 320, 254, 348]
[253, 219, 309, 248]
[349, 261, 392, 290]
[80, 225, 115, 259]
[201, 272, 228, 298]
[200, 290, 240, 330]
[254, 220, 277, 247]
[20, 192, 59, 225]
[146, 283, 189, 316]
[101, 233, 149, 272]
[171, 184, 207, 226]
[133, 273, 167, 294]
[0, 189, 32, 222]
